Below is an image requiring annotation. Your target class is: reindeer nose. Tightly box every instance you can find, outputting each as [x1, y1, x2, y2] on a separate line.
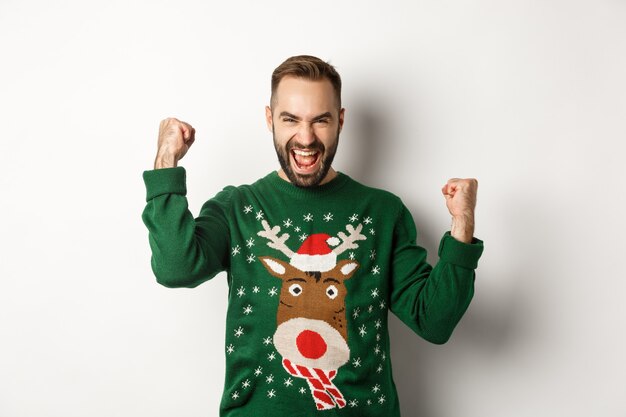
[296, 330, 327, 359]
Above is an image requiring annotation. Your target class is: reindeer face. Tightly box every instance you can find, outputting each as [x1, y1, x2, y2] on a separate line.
[260, 256, 359, 370]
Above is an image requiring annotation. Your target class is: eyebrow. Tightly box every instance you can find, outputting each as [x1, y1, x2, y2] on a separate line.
[279, 111, 333, 122]
[323, 278, 340, 284]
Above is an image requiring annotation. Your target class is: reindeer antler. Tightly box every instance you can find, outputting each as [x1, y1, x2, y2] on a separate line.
[332, 223, 367, 256]
[257, 220, 295, 258]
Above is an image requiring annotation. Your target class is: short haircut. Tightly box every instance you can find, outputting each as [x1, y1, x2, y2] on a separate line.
[270, 55, 342, 109]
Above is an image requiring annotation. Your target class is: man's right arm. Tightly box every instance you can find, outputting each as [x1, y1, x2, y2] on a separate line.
[141, 118, 230, 288]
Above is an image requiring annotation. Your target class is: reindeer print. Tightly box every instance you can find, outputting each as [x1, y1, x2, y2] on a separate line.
[257, 219, 366, 410]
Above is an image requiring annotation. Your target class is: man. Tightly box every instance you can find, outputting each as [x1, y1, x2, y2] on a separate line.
[142, 55, 484, 416]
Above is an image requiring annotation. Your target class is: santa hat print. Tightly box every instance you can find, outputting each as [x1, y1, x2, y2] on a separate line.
[290, 233, 339, 272]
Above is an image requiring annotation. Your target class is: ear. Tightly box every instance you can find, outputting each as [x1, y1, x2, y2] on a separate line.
[335, 259, 359, 280]
[338, 107, 345, 133]
[259, 256, 295, 280]
[265, 106, 273, 132]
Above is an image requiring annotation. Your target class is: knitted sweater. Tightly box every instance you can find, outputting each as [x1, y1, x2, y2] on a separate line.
[141, 167, 484, 417]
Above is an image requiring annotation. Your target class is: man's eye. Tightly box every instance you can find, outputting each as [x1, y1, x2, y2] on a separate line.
[282, 118, 296, 123]
[315, 119, 329, 124]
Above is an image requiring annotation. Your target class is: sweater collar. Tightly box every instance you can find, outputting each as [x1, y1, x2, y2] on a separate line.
[261, 170, 350, 198]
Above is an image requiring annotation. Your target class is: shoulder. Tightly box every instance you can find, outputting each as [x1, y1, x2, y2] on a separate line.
[341, 173, 404, 207]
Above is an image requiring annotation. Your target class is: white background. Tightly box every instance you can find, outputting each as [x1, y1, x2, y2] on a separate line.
[1, 0, 624, 416]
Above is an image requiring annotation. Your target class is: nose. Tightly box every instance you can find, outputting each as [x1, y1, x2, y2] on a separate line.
[296, 330, 327, 359]
[296, 124, 316, 146]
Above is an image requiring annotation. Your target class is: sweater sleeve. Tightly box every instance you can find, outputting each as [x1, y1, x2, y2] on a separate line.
[141, 167, 232, 288]
[389, 203, 484, 344]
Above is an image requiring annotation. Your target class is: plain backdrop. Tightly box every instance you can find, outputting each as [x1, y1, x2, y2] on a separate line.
[1, 0, 624, 416]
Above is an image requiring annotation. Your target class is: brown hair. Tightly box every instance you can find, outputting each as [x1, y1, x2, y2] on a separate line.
[270, 55, 342, 109]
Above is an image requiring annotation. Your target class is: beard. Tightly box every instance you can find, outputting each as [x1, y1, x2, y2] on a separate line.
[273, 126, 340, 188]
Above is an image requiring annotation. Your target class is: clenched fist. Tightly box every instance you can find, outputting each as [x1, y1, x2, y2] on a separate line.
[154, 118, 196, 169]
[441, 178, 478, 243]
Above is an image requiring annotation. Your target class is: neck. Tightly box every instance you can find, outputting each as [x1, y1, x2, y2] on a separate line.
[277, 167, 338, 186]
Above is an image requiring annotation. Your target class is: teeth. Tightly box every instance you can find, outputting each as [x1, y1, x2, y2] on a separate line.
[293, 149, 318, 156]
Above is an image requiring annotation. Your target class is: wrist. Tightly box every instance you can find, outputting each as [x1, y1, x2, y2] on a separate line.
[154, 151, 177, 169]
[450, 215, 475, 244]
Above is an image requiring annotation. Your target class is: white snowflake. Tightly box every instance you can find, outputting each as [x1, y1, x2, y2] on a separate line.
[382, 351, 386, 360]
[267, 389, 276, 398]
[376, 364, 383, 373]
[236, 286, 246, 297]
[371, 288, 380, 298]
[284, 377, 293, 387]
[367, 399, 372, 405]
[266, 374, 274, 384]
[267, 352, 276, 361]
[372, 384, 381, 393]
[243, 304, 253, 315]
[299, 387, 306, 394]
[246, 237, 255, 248]
[262, 336, 272, 346]
[298, 233, 308, 242]
[255, 210, 264, 220]
[303, 213, 313, 222]
[378, 394, 386, 404]
[368, 305, 374, 313]
[254, 366, 263, 377]
[243, 205, 253, 214]
[234, 326, 244, 338]
[246, 254, 256, 264]
[349, 214, 359, 222]
[268, 287, 278, 297]
[349, 252, 355, 260]
[348, 399, 358, 407]
[232, 390, 239, 400]
[369, 228, 375, 235]
[232, 245, 241, 256]
[352, 307, 360, 319]
[374, 345, 381, 355]
[376, 333, 381, 342]
[364, 216, 373, 225]
[226, 344, 234, 354]
[369, 249, 376, 260]
[358, 325, 367, 337]
[371, 265, 381, 275]
[242, 379, 251, 389]
[283, 218, 293, 228]
[252, 286, 260, 294]
[294, 226, 301, 232]
[374, 319, 382, 329]
[352, 357, 362, 367]
[379, 300, 386, 309]
[323, 212, 334, 222]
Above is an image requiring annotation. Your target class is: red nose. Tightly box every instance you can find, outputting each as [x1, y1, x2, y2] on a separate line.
[296, 330, 327, 359]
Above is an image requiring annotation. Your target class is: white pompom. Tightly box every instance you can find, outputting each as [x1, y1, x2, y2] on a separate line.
[327, 237, 340, 246]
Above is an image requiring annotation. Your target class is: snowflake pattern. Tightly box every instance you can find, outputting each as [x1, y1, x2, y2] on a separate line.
[246, 237, 255, 248]
[242, 379, 251, 389]
[284, 377, 293, 387]
[349, 213, 359, 222]
[262, 336, 272, 346]
[378, 394, 386, 404]
[299, 387, 306, 394]
[243, 304, 253, 315]
[364, 216, 373, 225]
[372, 265, 381, 275]
[283, 218, 293, 228]
[234, 326, 244, 338]
[267, 389, 276, 398]
[367, 399, 372, 405]
[236, 286, 245, 297]
[349, 399, 358, 407]
[368, 305, 374, 313]
[352, 357, 362, 367]
[294, 226, 301, 232]
[303, 213, 313, 222]
[352, 307, 360, 319]
[232, 390, 239, 400]
[371, 288, 380, 298]
[298, 233, 308, 242]
[323, 212, 334, 222]
[349, 252, 355, 260]
[246, 254, 256, 264]
[232, 245, 241, 256]
[255, 210, 264, 221]
[374, 345, 381, 355]
[370, 249, 376, 260]
[372, 384, 381, 393]
[374, 319, 382, 329]
[254, 366, 263, 377]
[266, 374, 274, 384]
[358, 325, 367, 337]
[252, 286, 260, 294]
[226, 344, 234, 354]
[376, 364, 383, 373]
[379, 300, 386, 309]
[268, 287, 278, 297]
[369, 228, 376, 235]
[243, 205, 253, 214]
[267, 352, 276, 361]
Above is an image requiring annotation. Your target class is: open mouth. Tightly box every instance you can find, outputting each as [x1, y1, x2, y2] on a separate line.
[290, 148, 321, 174]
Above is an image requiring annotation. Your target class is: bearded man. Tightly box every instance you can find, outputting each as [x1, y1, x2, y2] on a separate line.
[142, 55, 484, 416]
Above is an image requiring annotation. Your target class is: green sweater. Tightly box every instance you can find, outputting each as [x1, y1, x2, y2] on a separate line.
[142, 167, 484, 417]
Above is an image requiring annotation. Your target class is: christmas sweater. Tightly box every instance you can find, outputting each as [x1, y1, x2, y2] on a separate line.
[141, 167, 484, 417]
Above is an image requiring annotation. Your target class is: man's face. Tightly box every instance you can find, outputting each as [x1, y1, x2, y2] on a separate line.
[266, 76, 344, 188]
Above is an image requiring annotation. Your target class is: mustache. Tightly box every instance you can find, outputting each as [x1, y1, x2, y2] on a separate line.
[287, 139, 325, 152]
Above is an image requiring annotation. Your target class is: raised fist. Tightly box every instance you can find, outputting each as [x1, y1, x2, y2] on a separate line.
[154, 118, 196, 169]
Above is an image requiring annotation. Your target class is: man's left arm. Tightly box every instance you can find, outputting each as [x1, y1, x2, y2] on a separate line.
[388, 178, 484, 344]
